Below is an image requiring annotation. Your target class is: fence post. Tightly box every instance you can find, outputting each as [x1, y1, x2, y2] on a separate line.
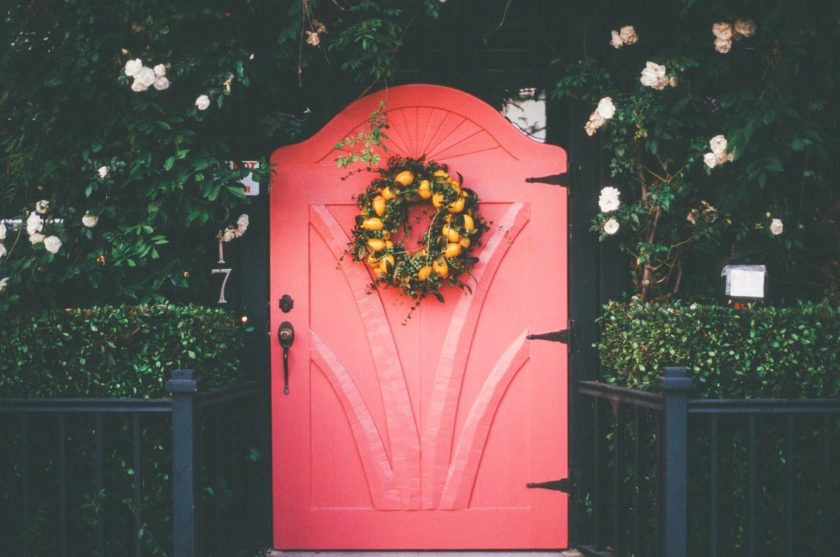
[167, 369, 199, 557]
[660, 366, 692, 557]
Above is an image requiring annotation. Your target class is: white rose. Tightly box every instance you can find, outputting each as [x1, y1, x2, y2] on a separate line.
[714, 38, 732, 54]
[734, 19, 756, 39]
[82, 214, 99, 228]
[596, 97, 616, 120]
[669, 75, 679, 88]
[619, 25, 638, 45]
[709, 134, 728, 155]
[648, 61, 667, 79]
[131, 78, 149, 93]
[584, 111, 605, 136]
[153, 63, 167, 77]
[29, 232, 45, 244]
[36, 199, 50, 214]
[0, 277, 8, 293]
[715, 151, 729, 165]
[195, 94, 211, 111]
[235, 214, 250, 236]
[153, 76, 170, 91]
[26, 211, 43, 235]
[598, 186, 621, 213]
[0, 223, 6, 241]
[97, 165, 109, 179]
[222, 226, 236, 242]
[43, 235, 62, 254]
[640, 62, 668, 89]
[610, 30, 623, 49]
[603, 217, 620, 235]
[686, 209, 699, 225]
[712, 22, 733, 40]
[769, 218, 784, 235]
[137, 66, 156, 87]
[0, 243, 6, 258]
[703, 152, 718, 169]
[124, 58, 143, 77]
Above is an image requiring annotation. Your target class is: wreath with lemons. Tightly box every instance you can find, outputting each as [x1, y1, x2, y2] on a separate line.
[348, 156, 488, 303]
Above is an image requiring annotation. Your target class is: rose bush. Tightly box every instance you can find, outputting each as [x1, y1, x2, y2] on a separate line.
[0, 0, 443, 311]
[553, 0, 840, 301]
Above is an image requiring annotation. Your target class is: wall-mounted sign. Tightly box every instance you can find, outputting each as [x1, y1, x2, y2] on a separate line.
[229, 161, 261, 196]
[721, 264, 766, 299]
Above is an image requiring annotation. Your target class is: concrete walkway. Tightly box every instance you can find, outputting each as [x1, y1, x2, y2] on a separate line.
[270, 549, 581, 557]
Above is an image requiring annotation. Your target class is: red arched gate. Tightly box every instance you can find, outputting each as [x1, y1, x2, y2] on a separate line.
[269, 84, 568, 550]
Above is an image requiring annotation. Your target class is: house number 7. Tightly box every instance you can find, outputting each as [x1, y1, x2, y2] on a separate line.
[211, 268, 232, 304]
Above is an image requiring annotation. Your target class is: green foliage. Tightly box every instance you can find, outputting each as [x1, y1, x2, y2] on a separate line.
[598, 300, 840, 398]
[0, 0, 433, 311]
[335, 100, 390, 168]
[553, 0, 840, 301]
[0, 304, 245, 397]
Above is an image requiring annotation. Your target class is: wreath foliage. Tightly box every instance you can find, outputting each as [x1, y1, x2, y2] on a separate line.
[348, 156, 489, 303]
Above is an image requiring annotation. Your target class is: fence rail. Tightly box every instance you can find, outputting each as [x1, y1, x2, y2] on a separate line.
[0, 370, 264, 557]
[577, 368, 840, 557]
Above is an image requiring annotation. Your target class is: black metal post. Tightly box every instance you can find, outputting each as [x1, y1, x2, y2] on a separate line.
[660, 366, 692, 557]
[167, 369, 199, 557]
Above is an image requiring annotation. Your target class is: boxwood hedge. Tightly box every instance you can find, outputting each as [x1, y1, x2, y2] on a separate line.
[598, 300, 840, 398]
[0, 304, 245, 397]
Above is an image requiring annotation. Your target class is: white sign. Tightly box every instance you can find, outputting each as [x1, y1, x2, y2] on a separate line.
[722, 265, 766, 298]
[230, 161, 261, 196]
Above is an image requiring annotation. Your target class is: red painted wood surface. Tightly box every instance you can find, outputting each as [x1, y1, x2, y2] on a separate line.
[270, 84, 568, 550]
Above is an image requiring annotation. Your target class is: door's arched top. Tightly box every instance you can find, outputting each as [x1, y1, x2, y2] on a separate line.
[276, 84, 566, 168]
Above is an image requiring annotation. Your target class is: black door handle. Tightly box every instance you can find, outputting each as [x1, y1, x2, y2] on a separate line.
[278, 321, 295, 394]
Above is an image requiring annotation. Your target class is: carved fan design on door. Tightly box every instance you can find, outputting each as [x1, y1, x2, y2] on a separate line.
[310, 104, 533, 509]
[311, 200, 529, 509]
[320, 106, 515, 164]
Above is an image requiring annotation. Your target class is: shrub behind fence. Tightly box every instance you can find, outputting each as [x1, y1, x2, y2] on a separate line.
[0, 371, 268, 557]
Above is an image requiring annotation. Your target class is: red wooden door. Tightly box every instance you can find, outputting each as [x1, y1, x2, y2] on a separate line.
[270, 85, 568, 550]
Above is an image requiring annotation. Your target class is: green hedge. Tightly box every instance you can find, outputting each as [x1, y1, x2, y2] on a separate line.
[598, 300, 840, 398]
[0, 304, 245, 397]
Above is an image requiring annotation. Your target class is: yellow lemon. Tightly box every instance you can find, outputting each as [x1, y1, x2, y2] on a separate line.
[381, 186, 397, 200]
[445, 242, 462, 258]
[442, 225, 460, 243]
[362, 217, 383, 230]
[366, 254, 379, 267]
[449, 179, 461, 194]
[432, 257, 449, 279]
[458, 237, 471, 248]
[433, 169, 448, 178]
[417, 265, 433, 281]
[367, 238, 385, 252]
[447, 196, 465, 214]
[385, 240, 394, 249]
[432, 192, 445, 209]
[395, 170, 415, 186]
[463, 214, 475, 231]
[379, 254, 395, 274]
[372, 196, 386, 216]
[418, 179, 432, 199]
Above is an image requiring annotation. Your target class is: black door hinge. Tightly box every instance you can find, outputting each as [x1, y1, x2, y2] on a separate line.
[525, 172, 570, 187]
[526, 478, 572, 493]
[527, 323, 572, 345]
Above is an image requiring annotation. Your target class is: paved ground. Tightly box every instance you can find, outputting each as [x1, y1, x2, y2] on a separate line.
[270, 549, 582, 557]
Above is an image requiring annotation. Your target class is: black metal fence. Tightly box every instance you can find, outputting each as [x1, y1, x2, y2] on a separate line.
[0, 370, 268, 557]
[577, 367, 840, 557]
